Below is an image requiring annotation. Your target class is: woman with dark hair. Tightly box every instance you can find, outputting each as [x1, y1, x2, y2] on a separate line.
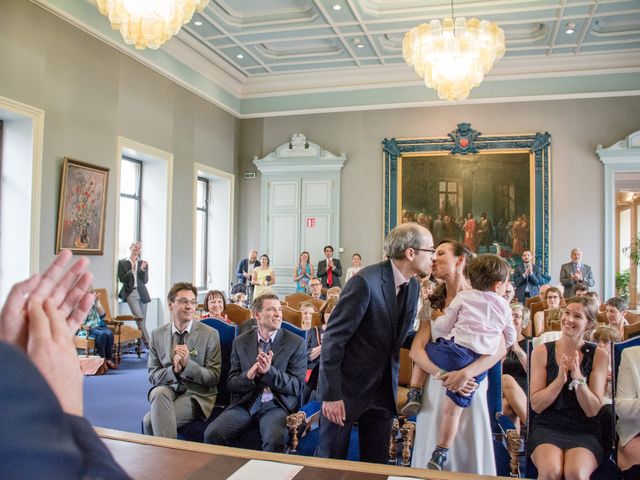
[502, 303, 531, 430]
[251, 254, 275, 298]
[409, 240, 505, 474]
[528, 296, 608, 479]
[293, 251, 314, 293]
[202, 290, 228, 323]
[344, 253, 362, 283]
[306, 297, 337, 390]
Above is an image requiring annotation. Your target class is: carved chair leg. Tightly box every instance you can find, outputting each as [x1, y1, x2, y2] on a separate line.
[400, 421, 416, 466]
[286, 411, 307, 453]
[506, 429, 522, 477]
[389, 417, 400, 464]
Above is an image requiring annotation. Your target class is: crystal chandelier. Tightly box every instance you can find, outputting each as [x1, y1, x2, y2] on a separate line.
[402, 3, 505, 101]
[95, 0, 210, 50]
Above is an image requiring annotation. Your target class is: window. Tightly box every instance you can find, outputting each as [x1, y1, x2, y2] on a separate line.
[118, 157, 142, 259]
[195, 177, 209, 290]
[497, 183, 515, 223]
[438, 180, 460, 217]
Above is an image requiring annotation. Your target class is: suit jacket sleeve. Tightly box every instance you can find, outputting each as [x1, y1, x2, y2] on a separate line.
[260, 336, 306, 397]
[583, 266, 595, 288]
[117, 259, 133, 284]
[226, 339, 259, 394]
[0, 342, 130, 480]
[615, 348, 640, 421]
[318, 275, 370, 401]
[559, 265, 574, 289]
[147, 330, 179, 387]
[137, 264, 149, 286]
[236, 259, 246, 282]
[317, 260, 327, 279]
[332, 259, 343, 278]
[181, 329, 221, 388]
[529, 265, 543, 286]
[513, 266, 526, 287]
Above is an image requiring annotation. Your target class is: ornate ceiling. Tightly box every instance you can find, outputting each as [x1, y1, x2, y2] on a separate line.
[34, 0, 640, 117]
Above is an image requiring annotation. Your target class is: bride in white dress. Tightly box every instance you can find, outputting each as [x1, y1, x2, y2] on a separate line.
[409, 241, 502, 474]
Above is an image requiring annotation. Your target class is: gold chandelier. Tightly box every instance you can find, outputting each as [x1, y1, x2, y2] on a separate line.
[95, 0, 210, 50]
[403, 6, 505, 101]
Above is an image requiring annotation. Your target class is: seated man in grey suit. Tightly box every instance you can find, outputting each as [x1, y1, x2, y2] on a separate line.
[143, 282, 221, 439]
[559, 247, 595, 298]
[204, 293, 307, 452]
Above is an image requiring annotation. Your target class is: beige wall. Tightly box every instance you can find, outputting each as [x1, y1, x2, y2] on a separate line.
[238, 97, 640, 295]
[0, 0, 238, 292]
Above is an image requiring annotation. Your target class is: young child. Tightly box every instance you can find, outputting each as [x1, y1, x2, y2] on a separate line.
[425, 255, 516, 470]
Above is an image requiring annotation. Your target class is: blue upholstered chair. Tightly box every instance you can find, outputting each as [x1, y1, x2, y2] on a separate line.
[280, 321, 308, 341]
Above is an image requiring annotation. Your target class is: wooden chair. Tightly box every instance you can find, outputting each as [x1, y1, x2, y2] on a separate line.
[95, 288, 142, 364]
[623, 321, 640, 340]
[624, 311, 640, 324]
[282, 306, 301, 328]
[525, 295, 540, 309]
[284, 292, 312, 310]
[309, 298, 324, 310]
[395, 348, 413, 412]
[311, 312, 322, 328]
[73, 335, 95, 357]
[544, 308, 563, 333]
[223, 303, 251, 326]
[597, 311, 607, 324]
[530, 301, 546, 320]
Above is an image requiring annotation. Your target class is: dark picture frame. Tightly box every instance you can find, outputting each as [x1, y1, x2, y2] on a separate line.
[383, 123, 551, 277]
[55, 157, 109, 255]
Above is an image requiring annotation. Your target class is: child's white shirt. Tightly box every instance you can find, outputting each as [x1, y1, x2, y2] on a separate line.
[433, 289, 516, 355]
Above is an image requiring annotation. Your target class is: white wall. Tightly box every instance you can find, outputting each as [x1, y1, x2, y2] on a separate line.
[0, 0, 237, 315]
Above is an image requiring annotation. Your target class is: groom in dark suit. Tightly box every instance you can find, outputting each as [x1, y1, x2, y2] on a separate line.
[316, 223, 435, 463]
[513, 250, 543, 303]
[204, 293, 306, 452]
[317, 245, 343, 288]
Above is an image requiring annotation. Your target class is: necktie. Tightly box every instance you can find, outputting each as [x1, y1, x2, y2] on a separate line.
[175, 331, 187, 345]
[259, 339, 272, 354]
[249, 339, 272, 415]
[327, 261, 333, 287]
[397, 283, 408, 316]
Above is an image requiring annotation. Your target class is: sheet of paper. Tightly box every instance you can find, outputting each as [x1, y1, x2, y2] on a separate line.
[387, 476, 422, 480]
[226, 460, 303, 480]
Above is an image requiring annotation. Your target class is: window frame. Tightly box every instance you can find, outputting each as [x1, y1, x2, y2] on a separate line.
[120, 156, 143, 244]
[195, 176, 210, 290]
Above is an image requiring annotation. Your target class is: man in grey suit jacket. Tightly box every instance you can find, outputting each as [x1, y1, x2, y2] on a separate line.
[316, 223, 434, 463]
[559, 247, 595, 298]
[204, 293, 306, 452]
[143, 282, 221, 439]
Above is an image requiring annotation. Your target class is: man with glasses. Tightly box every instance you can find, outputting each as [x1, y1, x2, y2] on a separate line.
[309, 277, 326, 300]
[316, 223, 434, 463]
[143, 282, 221, 439]
[204, 293, 306, 452]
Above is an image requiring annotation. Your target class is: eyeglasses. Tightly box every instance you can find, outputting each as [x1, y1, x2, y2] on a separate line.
[414, 247, 436, 254]
[175, 298, 197, 306]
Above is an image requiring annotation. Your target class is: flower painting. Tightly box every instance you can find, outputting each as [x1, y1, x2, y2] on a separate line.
[56, 158, 109, 254]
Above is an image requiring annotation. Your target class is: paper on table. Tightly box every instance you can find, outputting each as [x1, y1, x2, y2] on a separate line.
[226, 460, 303, 480]
[387, 476, 422, 480]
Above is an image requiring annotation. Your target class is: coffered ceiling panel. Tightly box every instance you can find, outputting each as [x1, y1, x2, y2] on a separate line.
[32, 0, 640, 116]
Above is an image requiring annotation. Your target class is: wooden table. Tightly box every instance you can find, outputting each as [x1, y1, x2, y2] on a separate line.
[97, 428, 510, 480]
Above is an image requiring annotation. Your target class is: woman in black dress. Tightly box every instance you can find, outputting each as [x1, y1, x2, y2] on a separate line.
[528, 296, 608, 479]
[306, 297, 337, 390]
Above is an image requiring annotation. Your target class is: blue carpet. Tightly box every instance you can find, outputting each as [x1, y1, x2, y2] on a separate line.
[83, 353, 149, 433]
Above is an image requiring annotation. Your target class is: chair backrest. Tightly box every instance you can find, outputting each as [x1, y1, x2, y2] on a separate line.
[95, 288, 114, 321]
[525, 295, 540, 309]
[309, 298, 324, 310]
[596, 311, 607, 324]
[625, 311, 640, 324]
[284, 293, 312, 310]
[311, 312, 322, 328]
[200, 318, 238, 407]
[223, 304, 251, 325]
[544, 309, 562, 332]
[623, 321, 640, 340]
[282, 306, 302, 328]
[397, 348, 412, 387]
[280, 321, 308, 341]
[530, 301, 546, 320]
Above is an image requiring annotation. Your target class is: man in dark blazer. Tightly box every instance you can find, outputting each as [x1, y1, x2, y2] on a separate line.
[143, 282, 221, 439]
[0, 250, 130, 479]
[513, 250, 543, 303]
[317, 245, 342, 288]
[204, 293, 306, 452]
[559, 247, 595, 298]
[316, 223, 435, 463]
[117, 241, 151, 346]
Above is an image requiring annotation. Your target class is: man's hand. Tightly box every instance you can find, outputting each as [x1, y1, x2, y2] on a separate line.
[247, 362, 260, 380]
[140, 260, 148, 272]
[256, 350, 273, 375]
[173, 344, 189, 373]
[27, 299, 83, 416]
[308, 345, 322, 361]
[322, 400, 346, 426]
[0, 250, 93, 350]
